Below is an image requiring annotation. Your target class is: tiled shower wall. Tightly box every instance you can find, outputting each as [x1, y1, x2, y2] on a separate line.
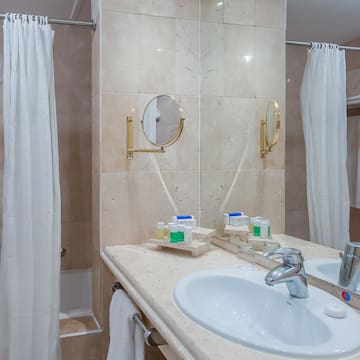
[347, 39, 360, 242]
[55, 24, 92, 271]
[285, 45, 309, 240]
[0, 22, 92, 271]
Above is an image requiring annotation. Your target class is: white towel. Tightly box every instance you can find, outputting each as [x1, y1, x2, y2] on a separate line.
[107, 290, 145, 360]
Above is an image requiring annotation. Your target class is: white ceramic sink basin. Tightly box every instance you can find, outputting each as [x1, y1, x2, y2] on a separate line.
[304, 258, 360, 293]
[304, 258, 342, 285]
[174, 268, 360, 358]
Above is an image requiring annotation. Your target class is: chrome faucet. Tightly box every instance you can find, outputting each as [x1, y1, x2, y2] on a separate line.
[263, 248, 309, 298]
[339, 242, 360, 291]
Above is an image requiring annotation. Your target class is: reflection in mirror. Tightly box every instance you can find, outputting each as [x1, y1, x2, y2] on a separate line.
[286, 1, 360, 303]
[142, 95, 184, 147]
[265, 101, 280, 146]
[260, 100, 280, 158]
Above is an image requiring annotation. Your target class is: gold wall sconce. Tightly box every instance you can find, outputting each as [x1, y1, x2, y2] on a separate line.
[260, 100, 280, 158]
[127, 95, 185, 160]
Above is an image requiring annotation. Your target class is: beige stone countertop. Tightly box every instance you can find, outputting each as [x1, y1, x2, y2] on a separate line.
[102, 241, 360, 360]
[271, 234, 340, 259]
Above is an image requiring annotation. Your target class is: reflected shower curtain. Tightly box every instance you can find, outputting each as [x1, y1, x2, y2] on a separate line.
[0, 14, 61, 359]
[300, 43, 350, 250]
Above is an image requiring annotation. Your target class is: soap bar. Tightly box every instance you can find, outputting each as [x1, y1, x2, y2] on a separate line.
[324, 303, 347, 318]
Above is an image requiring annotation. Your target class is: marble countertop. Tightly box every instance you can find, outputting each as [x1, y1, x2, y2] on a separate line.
[102, 237, 360, 360]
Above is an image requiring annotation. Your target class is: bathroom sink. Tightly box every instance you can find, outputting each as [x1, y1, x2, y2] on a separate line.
[174, 268, 360, 358]
[304, 258, 360, 293]
[304, 258, 342, 285]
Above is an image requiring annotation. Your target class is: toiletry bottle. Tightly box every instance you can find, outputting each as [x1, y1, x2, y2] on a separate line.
[173, 215, 196, 228]
[253, 220, 261, 237]
[249, 217, 255, 233]
[178, 224, 185, 242]
[260, 221, 268, 239]
[156, 222, 165, 240]
[264, 220, 271, 238]
[168, 223, 178, 243]
[184, 226, 192, 243]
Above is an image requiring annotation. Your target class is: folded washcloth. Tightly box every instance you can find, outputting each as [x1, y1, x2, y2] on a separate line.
[107, 289, 144, 360]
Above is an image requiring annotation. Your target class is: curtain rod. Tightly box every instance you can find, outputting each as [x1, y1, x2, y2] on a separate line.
[286, 40, 360, 52]
[0, 14, 96, 30]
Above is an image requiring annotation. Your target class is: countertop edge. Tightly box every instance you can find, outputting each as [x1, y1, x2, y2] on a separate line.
[100, 250, 195, 360]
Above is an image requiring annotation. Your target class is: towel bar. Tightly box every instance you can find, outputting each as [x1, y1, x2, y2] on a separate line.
[112, 282, 167, 347]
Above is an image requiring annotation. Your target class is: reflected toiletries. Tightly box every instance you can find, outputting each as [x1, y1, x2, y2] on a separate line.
[253, 220, 261, 236]
[156, 222, 165, 240]
[224, 212, 249, 226]
[168, 223, 178, 243]
[184, 226, 192, 243]
[178, 224, 185, 242]
[224, 212, 242, 225]
[172, 215, 196, 228]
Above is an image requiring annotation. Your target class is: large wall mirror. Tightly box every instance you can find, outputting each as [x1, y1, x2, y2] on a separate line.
[286, 0, 360, 296]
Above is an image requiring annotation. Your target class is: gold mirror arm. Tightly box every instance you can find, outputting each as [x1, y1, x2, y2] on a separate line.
[131, 148, 165, 153]
[260, 120, 268, 158]
[127, 116, 166, 160]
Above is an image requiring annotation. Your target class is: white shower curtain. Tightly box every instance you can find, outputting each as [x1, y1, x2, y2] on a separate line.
[0, 14, 61, 360]
[300, 43, 350, 250]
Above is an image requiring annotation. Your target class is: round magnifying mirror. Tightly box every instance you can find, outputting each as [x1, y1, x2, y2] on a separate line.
[265, 100, 280, 148]
[142, 95, 184, 147]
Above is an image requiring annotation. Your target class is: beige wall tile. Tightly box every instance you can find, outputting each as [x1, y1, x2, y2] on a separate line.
[92, 19, 100, 97]
[286, 46, 307, 98]
[53, 26, 92, 270]
[345, 39, 360, 71]
[62, 222, 92, 269]
[224, 0, 255, 25]
[92, 94, 100, 173]
[285, 209, 310, 241]
[101, 171, 178, 246]
[103, 0, 140, 13]
[102, 11, 140, 93]
[101, 92, 139, 172]
[138, 15, 176, 93]
[201, 96, 257, 171]
[224, 24, 255, 97]
[255, 26, 285, 99]
[285, 45, 309, 241]
[201, 22, 224, 96]
[176, 0, 199, 20]
[350, 208, 360, 242]
[255, 0, 285, 28]
[175, 19, 199, 96]
[61, 332, 107, 360]
[201, 0, 224, 23]
[140, 0, 177, 17]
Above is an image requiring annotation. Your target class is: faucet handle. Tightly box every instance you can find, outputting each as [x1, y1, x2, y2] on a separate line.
[263, 247, 304, 265]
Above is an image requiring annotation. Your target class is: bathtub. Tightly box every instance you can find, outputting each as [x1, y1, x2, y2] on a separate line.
[60, 268, 93, 320]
